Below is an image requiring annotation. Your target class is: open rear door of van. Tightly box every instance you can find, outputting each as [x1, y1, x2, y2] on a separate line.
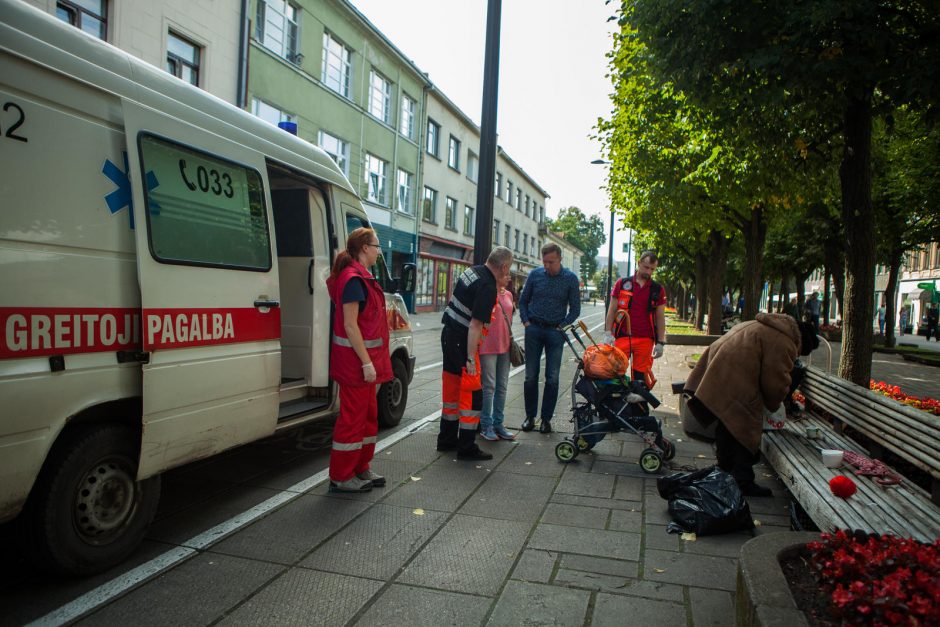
[123, 101, 281, 479]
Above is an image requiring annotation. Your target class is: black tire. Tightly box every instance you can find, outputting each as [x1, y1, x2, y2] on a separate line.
[639, 448, 663, 474]
[377, 358, 409, 428]
[23, 423, 161, 576]
[576, 436, 593, 453]
[661, 437, 676, 461]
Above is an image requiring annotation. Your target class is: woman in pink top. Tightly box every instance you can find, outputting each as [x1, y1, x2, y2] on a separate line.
[479, 275, 516, 441]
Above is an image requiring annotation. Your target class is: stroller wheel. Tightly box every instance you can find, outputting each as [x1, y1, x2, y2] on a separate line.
[639, 448, 663, 474]
[555, 441, 578, 463]
[576, 436, 593, 453]
[661, 437, 676, 461]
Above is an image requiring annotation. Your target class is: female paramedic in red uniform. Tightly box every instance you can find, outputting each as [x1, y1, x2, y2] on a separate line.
[326, 228, 392, 493]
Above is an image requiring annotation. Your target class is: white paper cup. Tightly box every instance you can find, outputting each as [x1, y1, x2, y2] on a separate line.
[821, 449, 843, 468]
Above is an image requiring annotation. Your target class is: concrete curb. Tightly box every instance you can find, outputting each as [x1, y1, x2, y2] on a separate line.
[735, 531, 820, 627]
[666, 334, 720, 346]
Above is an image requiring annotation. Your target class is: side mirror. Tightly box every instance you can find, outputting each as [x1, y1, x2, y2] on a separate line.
[397, 263, 417, 294]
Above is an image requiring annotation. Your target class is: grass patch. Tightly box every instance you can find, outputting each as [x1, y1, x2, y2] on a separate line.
[664, 315, 705, 336]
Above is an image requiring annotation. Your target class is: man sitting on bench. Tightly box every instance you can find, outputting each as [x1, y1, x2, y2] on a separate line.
[683, 313, 817, 497]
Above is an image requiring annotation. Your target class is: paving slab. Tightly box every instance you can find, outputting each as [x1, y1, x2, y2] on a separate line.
[305, 460, 427, 504]
[643, 549, 738, 591]
[690, 587, 735, 627]
[458, 472, 557, 522]
[644, 524, 683, 552]
[487, 581, 590, 626]
[219, 568, 382, 627]
[353, 584, 491, 626]
[207, 494, 371, 565]
[612, 474, 645, 502]
[555, 468, 616, 498]
[528, 523, 640, 562]
[608, 508, 643, 532]
[540, 502, 610, 530]
[590, 591, 687, 627]
[559, 553, 639, 578]
[76, 553, 284, 627]
[380, 461, 490, 512]
[510, 549, 557, 584]
[550, 493, 641, 512]
[496, 442, 569, 477]
[299, 504, 447, 579]
[397, 515, 530, 596]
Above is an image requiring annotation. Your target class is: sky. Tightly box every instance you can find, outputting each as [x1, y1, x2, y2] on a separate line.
[349, 0, 630, 268]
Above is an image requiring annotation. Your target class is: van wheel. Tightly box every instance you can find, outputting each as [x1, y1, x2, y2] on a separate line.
[377, 359, 408, 428]
[24, 424, 161, 575]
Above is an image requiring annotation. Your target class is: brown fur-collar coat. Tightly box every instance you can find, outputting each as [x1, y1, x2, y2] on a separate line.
[684, 313, 801, 453]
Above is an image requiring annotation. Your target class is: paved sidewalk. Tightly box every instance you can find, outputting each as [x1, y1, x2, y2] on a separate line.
[59, 339, 793, 626]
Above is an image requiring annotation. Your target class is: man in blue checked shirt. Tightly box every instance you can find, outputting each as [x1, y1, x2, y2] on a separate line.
[518, 243, 581, 433]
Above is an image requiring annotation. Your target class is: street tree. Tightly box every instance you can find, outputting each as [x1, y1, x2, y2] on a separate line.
[545, 207, 606, 276]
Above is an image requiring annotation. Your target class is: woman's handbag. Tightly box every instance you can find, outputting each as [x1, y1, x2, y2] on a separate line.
[497, 300, 526, 367]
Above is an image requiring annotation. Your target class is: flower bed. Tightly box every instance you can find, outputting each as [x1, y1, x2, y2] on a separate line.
[794, 530, 940, 625]
[869, 380, 940, 416]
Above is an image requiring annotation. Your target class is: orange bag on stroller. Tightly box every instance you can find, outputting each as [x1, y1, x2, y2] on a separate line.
[582, 344, 629, 379]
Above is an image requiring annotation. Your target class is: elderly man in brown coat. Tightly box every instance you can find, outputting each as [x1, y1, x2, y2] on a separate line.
[684, 312, 809, 497]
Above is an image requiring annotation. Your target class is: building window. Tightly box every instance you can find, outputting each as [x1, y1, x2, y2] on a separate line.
[467, 152, 479, 183]
[364, 154, 388, 206]
[464, 206, 474, 236]
[426, 119, 440, 157]
[397, 169, 414, 214]
[516, 189, 523, 211]
[522, 234, 527, 256]
[369, 70, 392, 124]
[514, 229, 520, 252]
[445, 197, 457, 230]
[56, 0, 107, 39]
[317, 130, 350, 177]
[448, 136, 461, 170]
[253, 98, 295, 127]
[166, 32, 200, 86]
[495, 172, 502, 198]
[525, 194, 531, 217]
[257, 0, 298, 62]
[322, 32, 352, 97]
[416, 257, 434, 307]
[505, 224, 511, 247]
[506, 181, 513, 204]
[493, 219, 500, 244]
[400, 94, 416, 139]
[422, 187, 437, 223]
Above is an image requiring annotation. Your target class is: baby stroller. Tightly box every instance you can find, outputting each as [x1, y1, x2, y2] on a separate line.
[555, 322, 675, 474]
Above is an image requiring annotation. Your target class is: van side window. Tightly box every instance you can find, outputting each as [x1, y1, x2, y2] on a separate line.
[139, 135, 271, 270]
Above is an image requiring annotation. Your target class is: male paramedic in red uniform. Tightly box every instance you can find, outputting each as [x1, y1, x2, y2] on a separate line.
[437, 246, 514, 461]
[603, 250, 667, 387]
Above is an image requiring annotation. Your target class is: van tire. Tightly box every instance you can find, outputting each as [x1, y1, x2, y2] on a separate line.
[377, 358, 408, 428]
[24, 423, 161, 576]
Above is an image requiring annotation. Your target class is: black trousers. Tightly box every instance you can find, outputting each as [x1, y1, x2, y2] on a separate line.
[715, 422, 760, 486]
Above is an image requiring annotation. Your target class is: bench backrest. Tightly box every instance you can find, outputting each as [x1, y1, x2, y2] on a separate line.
[801, 367, 940, 481]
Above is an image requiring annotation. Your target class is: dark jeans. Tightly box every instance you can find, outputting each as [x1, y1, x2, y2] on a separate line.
[523, 324, 565, 422]
[715, 422, 760, 486]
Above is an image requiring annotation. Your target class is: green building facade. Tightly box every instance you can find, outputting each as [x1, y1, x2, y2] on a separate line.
[247, 0, 429, 303]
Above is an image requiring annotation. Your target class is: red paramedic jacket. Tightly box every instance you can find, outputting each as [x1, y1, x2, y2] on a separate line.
[326, 261, 392, 387]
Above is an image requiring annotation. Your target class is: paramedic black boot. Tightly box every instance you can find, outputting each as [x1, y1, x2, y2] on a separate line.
[437, 420, 458, 452]
[456, 429, 492, 461]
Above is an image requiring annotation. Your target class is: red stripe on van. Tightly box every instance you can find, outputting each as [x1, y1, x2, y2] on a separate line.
[0, 307, 140, 359]
[142, 308, 281, 350]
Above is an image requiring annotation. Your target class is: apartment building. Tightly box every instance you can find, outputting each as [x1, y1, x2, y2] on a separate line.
[248, 0, 429, 291]
[874, 242, 940, 333]
[25, 0, 243, 104]
[415, 89, 552, 312]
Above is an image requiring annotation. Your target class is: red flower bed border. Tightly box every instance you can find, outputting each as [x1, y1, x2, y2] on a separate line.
[807, 530, 940, 625]
[869, 380, 940, 416]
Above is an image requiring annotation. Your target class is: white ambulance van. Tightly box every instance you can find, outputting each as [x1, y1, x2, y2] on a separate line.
[0, 0, 416, 575]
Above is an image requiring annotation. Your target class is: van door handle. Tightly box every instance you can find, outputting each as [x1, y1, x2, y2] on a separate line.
[307, 258, 314, 295]
[254, 299, 280, 308]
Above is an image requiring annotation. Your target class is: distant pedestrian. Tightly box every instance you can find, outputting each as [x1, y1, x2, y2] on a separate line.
[519, 243, 581, 433]
[899, 307, 909, 337]
[877, 303, 886, 335]
[437, 246, 514, 461]
[926, 305, 939, 341]
[783, 297, 799, 321]
[326, 228, 391, 493]
[736, 295, 745, 315]
[479, 270, 516, 442]
[805, 291, 821, 333]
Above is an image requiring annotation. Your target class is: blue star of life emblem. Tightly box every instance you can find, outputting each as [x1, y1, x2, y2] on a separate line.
[102, 152, 159, 229]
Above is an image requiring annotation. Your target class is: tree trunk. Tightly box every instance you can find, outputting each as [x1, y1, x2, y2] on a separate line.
[679, 284, 689, 320]
[884, 253, 902, 348]
[822, 267, 831, 326]
[741, 205, 767, 321]
[777, 275, 789, 313]
[694, 252, 708, 331]
[766, 280, 774, 313]
[707, 230, 730, 335]
[837, 91, 875, 386]
[796, 272, 809, 314]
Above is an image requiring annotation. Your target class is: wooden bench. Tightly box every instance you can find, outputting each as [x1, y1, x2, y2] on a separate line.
[761, 367, 940, 543]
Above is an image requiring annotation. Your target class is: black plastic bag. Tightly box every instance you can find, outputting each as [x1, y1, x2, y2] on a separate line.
[657, 466, 754, 535]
